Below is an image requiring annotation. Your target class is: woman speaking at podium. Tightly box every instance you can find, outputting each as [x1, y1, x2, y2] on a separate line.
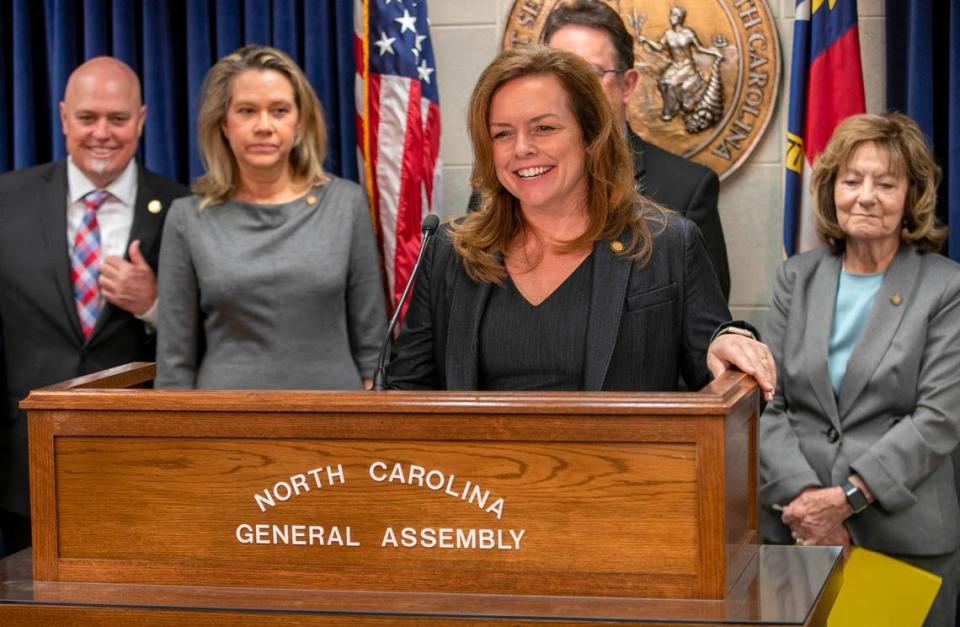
[156, 46, 386, 389]
[386, 47, 774, 394]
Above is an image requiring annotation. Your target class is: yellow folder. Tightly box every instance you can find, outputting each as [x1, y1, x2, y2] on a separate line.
[828, 547, 941, 627]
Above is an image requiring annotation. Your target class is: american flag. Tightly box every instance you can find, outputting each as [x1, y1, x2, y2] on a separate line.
[782, 0, 864, 256]
[355, 0, 442, 314]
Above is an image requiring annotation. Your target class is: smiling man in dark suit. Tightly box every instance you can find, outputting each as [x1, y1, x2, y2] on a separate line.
[542, 0, 730, 299]
[0, 57, 188, 555]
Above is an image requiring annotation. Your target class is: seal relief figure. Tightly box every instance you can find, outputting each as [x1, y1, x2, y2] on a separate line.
[630, 5, 726, 134]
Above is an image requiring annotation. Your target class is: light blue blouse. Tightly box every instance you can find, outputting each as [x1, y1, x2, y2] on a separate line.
[828, 270, 885, 394]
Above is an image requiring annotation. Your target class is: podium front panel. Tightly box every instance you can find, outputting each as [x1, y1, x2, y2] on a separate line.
[25, 366, 758, 599]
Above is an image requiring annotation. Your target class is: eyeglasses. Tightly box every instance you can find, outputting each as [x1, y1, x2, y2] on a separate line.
[590, 65, 626, 79]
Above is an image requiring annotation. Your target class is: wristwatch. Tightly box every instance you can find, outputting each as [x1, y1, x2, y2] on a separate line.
[841, 479, 869, 514]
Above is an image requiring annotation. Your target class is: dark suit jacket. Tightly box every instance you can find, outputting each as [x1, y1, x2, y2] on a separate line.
[759, 245, 960, 555]
[0, 160, 188, 515]
[627, 130, 729, 300]
[387, 212, 731, 391]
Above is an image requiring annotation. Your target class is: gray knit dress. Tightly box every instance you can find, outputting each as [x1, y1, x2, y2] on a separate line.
[155, 177, 387, 389]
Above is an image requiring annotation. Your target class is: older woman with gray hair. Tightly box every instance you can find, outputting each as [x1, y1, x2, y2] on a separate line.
[760, 112, 960, 627]
[156, 45, 385, 389]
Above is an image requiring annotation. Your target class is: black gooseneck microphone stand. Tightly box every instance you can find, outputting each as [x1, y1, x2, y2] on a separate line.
[372, 213, 440, 390]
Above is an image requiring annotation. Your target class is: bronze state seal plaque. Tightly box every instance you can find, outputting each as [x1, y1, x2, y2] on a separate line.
[503, 0, 780, 180]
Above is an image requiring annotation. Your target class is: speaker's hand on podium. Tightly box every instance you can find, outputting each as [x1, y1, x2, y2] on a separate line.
[706, 333, 776, 401]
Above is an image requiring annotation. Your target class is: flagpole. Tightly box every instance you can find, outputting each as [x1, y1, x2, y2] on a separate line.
[360, 0, 377, 228]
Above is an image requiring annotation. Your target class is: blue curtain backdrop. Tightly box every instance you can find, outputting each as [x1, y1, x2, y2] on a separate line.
[0, 0, 357, 184]
[885, 0, 960, 262]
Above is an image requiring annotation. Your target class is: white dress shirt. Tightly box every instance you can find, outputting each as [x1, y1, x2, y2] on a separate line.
[66, 157, 138, 258]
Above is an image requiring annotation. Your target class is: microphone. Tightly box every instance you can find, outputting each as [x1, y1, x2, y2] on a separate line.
[372, 213, 441, 390]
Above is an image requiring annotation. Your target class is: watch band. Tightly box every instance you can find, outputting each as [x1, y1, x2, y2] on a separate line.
[842, 479, 869, 514]
[719, 326, 755, 339]
[709, 320, 760, 344]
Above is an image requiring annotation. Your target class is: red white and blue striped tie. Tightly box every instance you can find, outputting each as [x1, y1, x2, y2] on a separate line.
[71, 190, 109, 338]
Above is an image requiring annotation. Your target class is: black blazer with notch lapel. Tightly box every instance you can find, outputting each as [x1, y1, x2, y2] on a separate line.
[628, 129, 730, 301]
[759, 245, 960, 555]
[386, 211, 731, 392]
[0, 159, 188, 516]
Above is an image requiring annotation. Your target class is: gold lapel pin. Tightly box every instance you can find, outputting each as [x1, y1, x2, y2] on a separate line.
[306, 195, 317, 205]
[610, 241, 624, 253]
[890, 292, 903, 306]
[147, 200, 162, 214]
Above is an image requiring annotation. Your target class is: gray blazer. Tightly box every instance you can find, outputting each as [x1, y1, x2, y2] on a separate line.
[155, 179, 387, 390]
[759, 245, 960, 555]
[386, 212, 731, 391]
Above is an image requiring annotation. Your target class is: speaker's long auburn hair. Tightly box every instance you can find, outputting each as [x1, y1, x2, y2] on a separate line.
[454, 46, 664, 284]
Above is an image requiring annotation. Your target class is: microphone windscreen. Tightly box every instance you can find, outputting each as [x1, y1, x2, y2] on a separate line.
[421, 213, 440, 234]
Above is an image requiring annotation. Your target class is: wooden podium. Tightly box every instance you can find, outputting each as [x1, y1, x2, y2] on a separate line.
[0, 364, 842, 626]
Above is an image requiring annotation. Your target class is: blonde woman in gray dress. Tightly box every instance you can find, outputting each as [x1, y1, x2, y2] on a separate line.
[156, 45, 386, 389]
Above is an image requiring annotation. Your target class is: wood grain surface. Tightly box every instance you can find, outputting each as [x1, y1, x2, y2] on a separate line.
[27, 365, 759, 600]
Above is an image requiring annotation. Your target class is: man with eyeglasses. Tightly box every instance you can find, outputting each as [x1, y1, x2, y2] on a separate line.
[540, 0, 730, 300]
